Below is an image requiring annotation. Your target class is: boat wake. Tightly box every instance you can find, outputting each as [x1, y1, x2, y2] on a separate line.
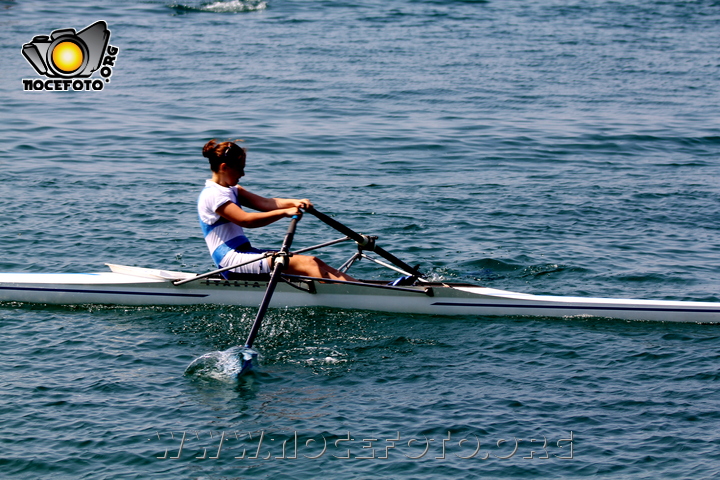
[184, 346, 259, 381]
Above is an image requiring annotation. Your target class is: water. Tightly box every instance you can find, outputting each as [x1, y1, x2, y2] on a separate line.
[1, 0, 720, 478]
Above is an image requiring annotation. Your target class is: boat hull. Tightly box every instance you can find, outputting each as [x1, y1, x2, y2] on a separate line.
[0, 267, 719, 323]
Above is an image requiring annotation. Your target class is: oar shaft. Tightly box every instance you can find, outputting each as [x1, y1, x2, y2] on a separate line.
[243, 268, 280, 348]
[306, 207, 423, 277]
[372, 245, 422, 277]
[305, 207, 374, 247]
[244, 215, 300, 349]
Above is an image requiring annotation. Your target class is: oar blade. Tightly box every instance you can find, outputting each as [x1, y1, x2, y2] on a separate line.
[239, 347, 259, 376]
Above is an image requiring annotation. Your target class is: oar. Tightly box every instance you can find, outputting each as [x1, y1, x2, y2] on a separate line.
[305, 207, 424, 278]
[240, 214, 300, 375]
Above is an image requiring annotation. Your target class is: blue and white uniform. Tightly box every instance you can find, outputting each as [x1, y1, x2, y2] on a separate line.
[197, 180, 270, 274]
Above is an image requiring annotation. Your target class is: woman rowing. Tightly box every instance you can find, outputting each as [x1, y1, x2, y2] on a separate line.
[198, 139, 355, 281]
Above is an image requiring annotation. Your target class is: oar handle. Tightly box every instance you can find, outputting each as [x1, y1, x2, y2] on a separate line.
[244, 214, 300, 349]
[305, 207, 423, 278]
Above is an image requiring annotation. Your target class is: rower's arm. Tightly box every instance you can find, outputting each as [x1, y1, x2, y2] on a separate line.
[216, 201, 296, 228]
[237, 187, 312, 212]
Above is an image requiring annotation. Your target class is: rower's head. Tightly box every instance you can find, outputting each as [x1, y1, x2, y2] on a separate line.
[203, 139, 246, 173]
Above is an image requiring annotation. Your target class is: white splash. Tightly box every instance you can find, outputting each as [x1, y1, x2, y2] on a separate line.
[198, 0, 267, 13]
[184, 345, 259, 381]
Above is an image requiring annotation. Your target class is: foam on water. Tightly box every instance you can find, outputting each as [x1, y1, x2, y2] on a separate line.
[169, 0, 267, 14]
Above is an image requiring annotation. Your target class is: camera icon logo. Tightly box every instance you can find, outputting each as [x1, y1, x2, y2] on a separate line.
[22, 21, 110, 78]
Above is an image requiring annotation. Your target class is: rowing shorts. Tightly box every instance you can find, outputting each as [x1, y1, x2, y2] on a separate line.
[219, 249, 271, 275]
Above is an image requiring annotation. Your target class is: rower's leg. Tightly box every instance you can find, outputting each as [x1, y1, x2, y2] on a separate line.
[286, 254, 356, 281]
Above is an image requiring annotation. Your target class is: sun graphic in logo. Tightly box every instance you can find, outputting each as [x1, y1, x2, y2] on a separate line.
[51, 41, 84, 73]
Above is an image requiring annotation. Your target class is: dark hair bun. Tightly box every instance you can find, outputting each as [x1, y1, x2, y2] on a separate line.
[202, 139, 246, 173]
[202, 139, 218, 158]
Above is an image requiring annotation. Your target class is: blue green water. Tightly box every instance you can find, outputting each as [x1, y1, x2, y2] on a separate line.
[2, 0, 720, 478]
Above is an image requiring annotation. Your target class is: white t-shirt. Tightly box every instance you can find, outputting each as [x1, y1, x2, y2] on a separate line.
[197, 180, 269, 274]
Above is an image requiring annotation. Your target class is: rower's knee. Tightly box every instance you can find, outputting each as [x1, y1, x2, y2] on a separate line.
[289, 254, 322, 275]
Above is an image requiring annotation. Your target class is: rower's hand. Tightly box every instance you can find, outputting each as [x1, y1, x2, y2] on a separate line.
[284, 206, 303, 219]
[296, 198, 313, 210]
[283, 199, 312, 218]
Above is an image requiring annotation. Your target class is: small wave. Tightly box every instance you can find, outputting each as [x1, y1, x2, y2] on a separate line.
[184, 346, 259, 381]
[519, 263, 568, 278]
[170, 0, 267, 14]
[459, 258, 592, 283]
[306, 356, 343, 365]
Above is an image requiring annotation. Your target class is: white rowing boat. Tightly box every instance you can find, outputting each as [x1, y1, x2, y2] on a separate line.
[1, 208, 718, 323]
[0, 263, 718, 323]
